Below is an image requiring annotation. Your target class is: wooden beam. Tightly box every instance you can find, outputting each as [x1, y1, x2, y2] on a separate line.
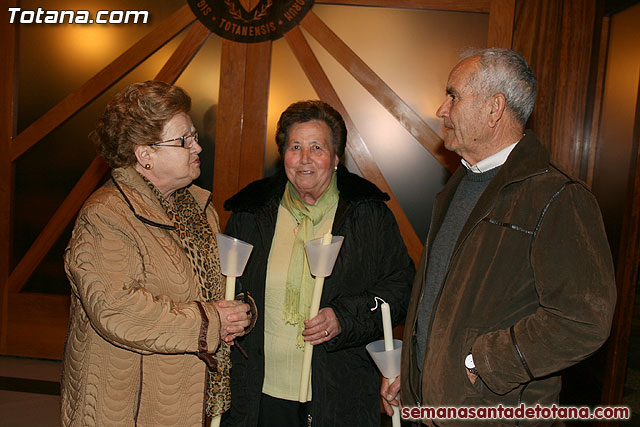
[285, 26, 423, 263]
[155, 20, 211, 84]
[213, 40, 272, 227]
[487, 0, 515, 48]
[0, 1, 18, 354]
[601, 69, 640, 407]
[214, 40, 248, 227]
[549, 0, 599, 176]
[10, 4, 196, 161]
[581, 4, 607, 187]
[585, 16, 609, 188]
[9, 157, 109, 293]
[315, 0, 490, 13]
[238, 41, 271, 191]
[301, 11, 459, 173]
[512, 0, 564, 151]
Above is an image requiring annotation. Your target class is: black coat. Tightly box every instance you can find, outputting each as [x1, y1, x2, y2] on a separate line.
[221, 165, 415, 426]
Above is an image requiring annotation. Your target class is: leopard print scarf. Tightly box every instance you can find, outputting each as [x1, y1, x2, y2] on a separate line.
[144, 177, 230, 418]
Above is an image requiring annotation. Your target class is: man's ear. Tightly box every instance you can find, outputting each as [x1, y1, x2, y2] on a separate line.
[134, 144, 152, 167]
[488, 93, 507, 128]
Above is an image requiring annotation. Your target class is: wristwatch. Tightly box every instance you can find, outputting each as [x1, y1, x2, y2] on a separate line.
[465, 353, 478, 376]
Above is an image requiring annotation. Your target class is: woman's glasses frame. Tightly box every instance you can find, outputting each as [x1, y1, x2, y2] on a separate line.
[149, 132, 198, 149]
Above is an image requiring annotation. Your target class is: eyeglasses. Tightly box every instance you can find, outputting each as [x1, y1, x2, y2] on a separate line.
[149, 132, 199, 149]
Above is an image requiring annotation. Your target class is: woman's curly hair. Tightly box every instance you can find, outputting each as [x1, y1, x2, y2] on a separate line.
[275, 100, 347, 158]
[91, 81, 191, 168]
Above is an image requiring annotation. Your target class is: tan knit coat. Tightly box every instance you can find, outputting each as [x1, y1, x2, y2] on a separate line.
[61, 167, 222, 427]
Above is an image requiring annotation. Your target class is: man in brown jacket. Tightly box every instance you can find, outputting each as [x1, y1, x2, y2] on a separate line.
[382, 48, 616, 426]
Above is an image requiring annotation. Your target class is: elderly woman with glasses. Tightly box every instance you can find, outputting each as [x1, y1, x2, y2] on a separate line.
[61, 81, 253, 427]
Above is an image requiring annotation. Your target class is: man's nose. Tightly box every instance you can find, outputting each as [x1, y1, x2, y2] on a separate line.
[436, 101, 449, 119]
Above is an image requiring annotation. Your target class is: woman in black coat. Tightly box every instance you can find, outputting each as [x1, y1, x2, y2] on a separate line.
[221, 100, 414, 426]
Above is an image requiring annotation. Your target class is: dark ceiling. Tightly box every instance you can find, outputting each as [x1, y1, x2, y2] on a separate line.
[605, 0, 640, 15]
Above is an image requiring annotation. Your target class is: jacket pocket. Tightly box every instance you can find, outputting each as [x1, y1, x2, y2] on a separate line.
[461, 328, 485, 399]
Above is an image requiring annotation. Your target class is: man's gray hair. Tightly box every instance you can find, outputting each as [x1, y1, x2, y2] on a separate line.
[461, 48, 537, 126]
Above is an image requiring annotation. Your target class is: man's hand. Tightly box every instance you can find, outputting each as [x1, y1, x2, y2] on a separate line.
[380, 375, 401, 417]
[466, 369, 478, 385]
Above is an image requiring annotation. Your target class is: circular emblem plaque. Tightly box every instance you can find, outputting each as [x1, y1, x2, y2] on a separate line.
[187, 0, 315, 43]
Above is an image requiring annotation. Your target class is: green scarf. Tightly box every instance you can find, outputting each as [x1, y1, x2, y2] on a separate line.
[280, 172, 339, 348]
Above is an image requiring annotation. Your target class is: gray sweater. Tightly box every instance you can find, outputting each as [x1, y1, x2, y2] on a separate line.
[415, 165, 500, 368]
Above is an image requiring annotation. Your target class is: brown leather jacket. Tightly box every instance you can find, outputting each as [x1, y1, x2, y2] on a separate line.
[61, 167, 222, 426]
[401, 133, 616, 426]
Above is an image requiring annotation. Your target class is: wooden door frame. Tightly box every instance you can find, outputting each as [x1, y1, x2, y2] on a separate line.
[0, 0, 18, 355]
[601, 69, 640, 408]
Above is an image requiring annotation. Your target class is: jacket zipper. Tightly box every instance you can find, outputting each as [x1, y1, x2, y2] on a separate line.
[415, 199, 497, 402]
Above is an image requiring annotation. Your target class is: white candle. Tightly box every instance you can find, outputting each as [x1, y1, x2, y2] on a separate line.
[225, 248, 238, 300]
[224, 276, 236, 301]
[381, 301, 394, 352]
[375, 298, 400, 427]
[321, 232, 332, 245]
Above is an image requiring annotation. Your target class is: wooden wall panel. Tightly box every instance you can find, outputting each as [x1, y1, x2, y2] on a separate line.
[514, 0, 601, 180]
[316, 0, 490, 12]
[5, 294, 69, 358]
[239, 42, 272, 191]
[213, 40, 271, 227]
[0, 2, 18, 353]
[487, 0, 515, 48]
[513, 0, 564, 152]
[550, 0, 600, 177]
[585, 16, 610, 187]
[213, 41, 246, 226]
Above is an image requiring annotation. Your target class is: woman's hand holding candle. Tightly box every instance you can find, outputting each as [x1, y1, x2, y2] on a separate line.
[302, 232, 336, 345]
[302, 307, 342, 344]
[299, 232, 336, 402]
[214, 299, 251, 343]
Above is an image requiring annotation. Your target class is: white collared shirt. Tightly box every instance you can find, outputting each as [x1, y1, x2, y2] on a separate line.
[461, 141, 519, 173]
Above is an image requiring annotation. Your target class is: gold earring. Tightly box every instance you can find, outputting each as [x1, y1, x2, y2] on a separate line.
[334, 165, 338, 171]
[144, 164, 151, 169]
